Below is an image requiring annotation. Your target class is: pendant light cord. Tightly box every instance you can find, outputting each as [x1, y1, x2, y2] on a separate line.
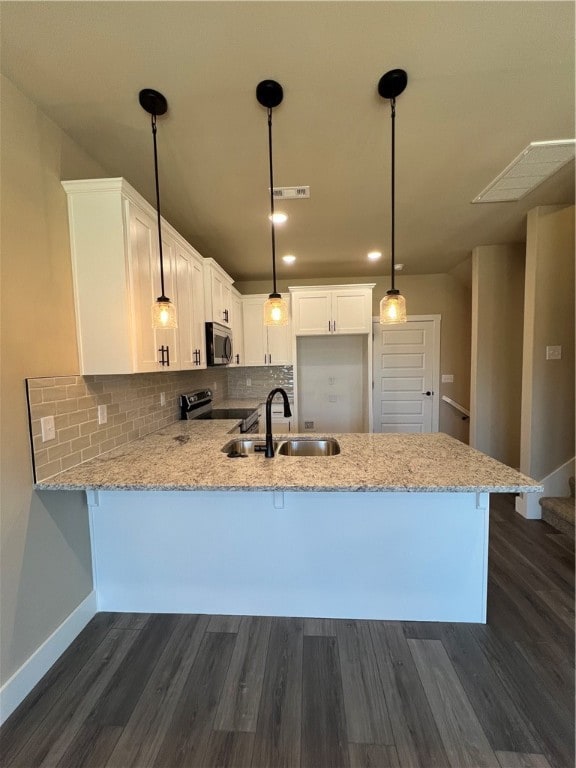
[151, 113, 166, 300]
[267, 108, 278, 295]
[390, 97, 396, 292]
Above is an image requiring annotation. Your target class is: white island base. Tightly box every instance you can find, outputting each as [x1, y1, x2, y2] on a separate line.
[87, 489, 490, 623]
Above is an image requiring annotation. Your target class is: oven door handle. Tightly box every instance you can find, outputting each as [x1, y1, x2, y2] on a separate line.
[223, 335, 233, 363]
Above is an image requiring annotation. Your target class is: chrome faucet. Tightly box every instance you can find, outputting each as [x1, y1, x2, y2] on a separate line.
[265, 387, 292, 458]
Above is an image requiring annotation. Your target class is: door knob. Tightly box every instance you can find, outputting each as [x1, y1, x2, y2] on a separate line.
[422, 391, 432, 396]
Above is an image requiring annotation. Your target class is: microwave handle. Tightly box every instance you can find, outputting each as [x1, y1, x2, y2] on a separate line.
[224, 335, 233, 363]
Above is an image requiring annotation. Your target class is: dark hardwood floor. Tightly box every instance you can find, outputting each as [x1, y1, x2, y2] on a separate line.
[1, 494, 573, 768]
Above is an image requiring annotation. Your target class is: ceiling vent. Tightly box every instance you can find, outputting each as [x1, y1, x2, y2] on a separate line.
[272, 186, 310, 199]
[472, 139, 575, 203]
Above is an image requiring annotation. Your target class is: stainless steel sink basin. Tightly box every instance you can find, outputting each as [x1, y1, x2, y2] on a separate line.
[222, 439, 280, 457]
[277, 438, 341, 457]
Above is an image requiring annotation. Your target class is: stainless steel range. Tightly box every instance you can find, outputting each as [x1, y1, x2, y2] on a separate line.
[180, 389, 259, 433]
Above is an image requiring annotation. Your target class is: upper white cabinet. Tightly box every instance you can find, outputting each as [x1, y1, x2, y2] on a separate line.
[242, 294, 292, 366]
[63, 177, 206, 374]
[204, 258, 234, 327]
[290, 285, 374, 336]
[229, 287, 244, 366]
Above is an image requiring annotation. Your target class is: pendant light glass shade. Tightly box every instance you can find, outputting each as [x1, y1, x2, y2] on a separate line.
[379, 290, 406, 324]
[152, 297, 178, 329]
[263, 293, 289, 326]
[139, 88, 177, 330]
[378, 69, 408, 325]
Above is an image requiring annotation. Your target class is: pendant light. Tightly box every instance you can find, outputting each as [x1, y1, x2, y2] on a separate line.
[256, 79, 289, 327]
[139, 88, 177, 330]
[378, 69, 408, 325]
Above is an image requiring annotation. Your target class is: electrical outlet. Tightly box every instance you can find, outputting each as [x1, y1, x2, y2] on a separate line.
[160, 392, 166, 406]
[213, 382, 218, 391]
[41, 416, 56, 442]
[328, 394, 337, 402]
[328, 377, 336, 385]
[546, 345, 562, 360]
[246, 378, 252, 387]
[97, 404, 108, 425]
[304, 421, 314, 430]
[442, 374, 454, 383]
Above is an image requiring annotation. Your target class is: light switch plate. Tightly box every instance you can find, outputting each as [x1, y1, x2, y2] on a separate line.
[442, 374, 454, 383]
[160, 392, 166, 406]
[546, 345, 562, 360]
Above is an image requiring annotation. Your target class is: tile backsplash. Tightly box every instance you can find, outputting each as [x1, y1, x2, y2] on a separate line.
[27, 368, 228, 482]
[227, 365, 293, 400]
[27, 365, 294, 482]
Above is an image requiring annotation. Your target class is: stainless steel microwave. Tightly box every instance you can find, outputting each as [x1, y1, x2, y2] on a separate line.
[205, 322, 233, 366]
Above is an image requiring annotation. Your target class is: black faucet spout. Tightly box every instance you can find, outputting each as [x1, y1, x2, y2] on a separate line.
[265, 387, 292, 458]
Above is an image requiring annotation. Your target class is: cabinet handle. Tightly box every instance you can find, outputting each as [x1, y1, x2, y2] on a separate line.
[333, 320, 336, 332]
[159, 345, 170, 367]
[235, 353, 240, 364]
[269, 353, 272, 364]
[223, 309, 229, 323]
[328, 320, 331, 332]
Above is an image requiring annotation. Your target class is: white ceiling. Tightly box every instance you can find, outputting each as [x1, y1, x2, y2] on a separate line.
[1, 1, 574, 282]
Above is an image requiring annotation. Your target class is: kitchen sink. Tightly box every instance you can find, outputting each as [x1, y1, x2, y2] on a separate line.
[277, 438, 341, 457]
[222, 439, 280, 457]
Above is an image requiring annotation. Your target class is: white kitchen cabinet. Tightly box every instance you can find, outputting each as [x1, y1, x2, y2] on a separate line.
[173, 238, 206, 369]
[204, 258, 234, 327]
[290, 284, 374, 335]
[63, 177, 204, 374]
[242, 294, 292, 367]
[229, 287, 244, 366]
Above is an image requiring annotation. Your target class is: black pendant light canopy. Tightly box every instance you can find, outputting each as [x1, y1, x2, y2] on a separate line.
[140, 88, 177, 330]
[378, 69, 408, 324]
[257, 79, 289, 327]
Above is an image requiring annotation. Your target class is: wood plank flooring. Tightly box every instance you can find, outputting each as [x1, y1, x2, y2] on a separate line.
[1, 494, 573, 768]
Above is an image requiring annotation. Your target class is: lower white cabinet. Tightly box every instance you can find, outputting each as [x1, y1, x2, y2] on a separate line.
[242, 294, 292, 366]
[290, 285, 374, 336]
[63, 178, 206, 374]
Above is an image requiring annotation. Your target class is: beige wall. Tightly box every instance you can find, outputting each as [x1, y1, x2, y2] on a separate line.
[470, 244, 525, 466]
[521, 205, 575, 480]
[236, 273, 471, 439]
[0, 75, 108, 686]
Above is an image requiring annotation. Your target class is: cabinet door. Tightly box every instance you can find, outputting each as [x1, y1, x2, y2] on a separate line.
[267, 319, 292, 365]
[129, 205, 177, 371]
[242, 298, 268, 366]
[230, 291, 244, 366]
[332, 289, 372, 334]
[174, 243, 205, 369]
[292, 292, 332, 335]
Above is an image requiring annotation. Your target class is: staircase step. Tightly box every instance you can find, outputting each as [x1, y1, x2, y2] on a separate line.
[539, 495, 575, 535]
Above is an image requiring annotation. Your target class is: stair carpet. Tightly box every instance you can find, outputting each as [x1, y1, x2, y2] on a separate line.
[539, 476, 575, 536]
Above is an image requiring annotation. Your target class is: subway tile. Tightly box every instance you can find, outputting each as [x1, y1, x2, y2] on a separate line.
[42, 386, 69, 402]
[69, 409, 90, 426]
[77, 395, 98, 410]
[54, 414, 71, 430]
[56, 399, 79, 414]
[55, 376, 78, 386]
[70, 435, 92, 453]
[80, 420, 100, 437]
[48, 442, 73, 461]
[100, 438, 117, 453]
[81, 445, 101, 462]
[34, 448, 50, 467]
[66, 383, 88, 398]
[31, 419, 42, 437]
[27, 389, 43, 405]
[58, 425, 80, 443]
[61, 453, 82, 472]
[28, 378, 55, 389]
[36, 459, 63, 481]
[30, 402, 57, 419]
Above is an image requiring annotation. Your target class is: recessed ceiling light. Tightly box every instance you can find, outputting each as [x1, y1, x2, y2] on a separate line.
[367, 251, 382, 261]
[394, 263, 404, 271]
[269, 212, 288, 224]
[282, 254, 296, 264]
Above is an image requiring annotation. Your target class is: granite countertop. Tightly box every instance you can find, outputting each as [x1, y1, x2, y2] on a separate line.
[35, 420, 543, 493]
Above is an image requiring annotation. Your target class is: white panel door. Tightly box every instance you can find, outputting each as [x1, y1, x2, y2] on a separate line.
[372, 319, 438, 433]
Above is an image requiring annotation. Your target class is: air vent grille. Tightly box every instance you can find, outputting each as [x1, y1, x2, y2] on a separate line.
[272, 186, 310, 199]
[472, 140, 575, 203]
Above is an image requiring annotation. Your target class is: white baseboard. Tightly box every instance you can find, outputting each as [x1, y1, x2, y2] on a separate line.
[515, 456, 575, 520]
[0, 591, 97, 726]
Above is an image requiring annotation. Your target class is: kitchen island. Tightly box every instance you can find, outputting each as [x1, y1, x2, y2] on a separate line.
[36, 421, 541, 623]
